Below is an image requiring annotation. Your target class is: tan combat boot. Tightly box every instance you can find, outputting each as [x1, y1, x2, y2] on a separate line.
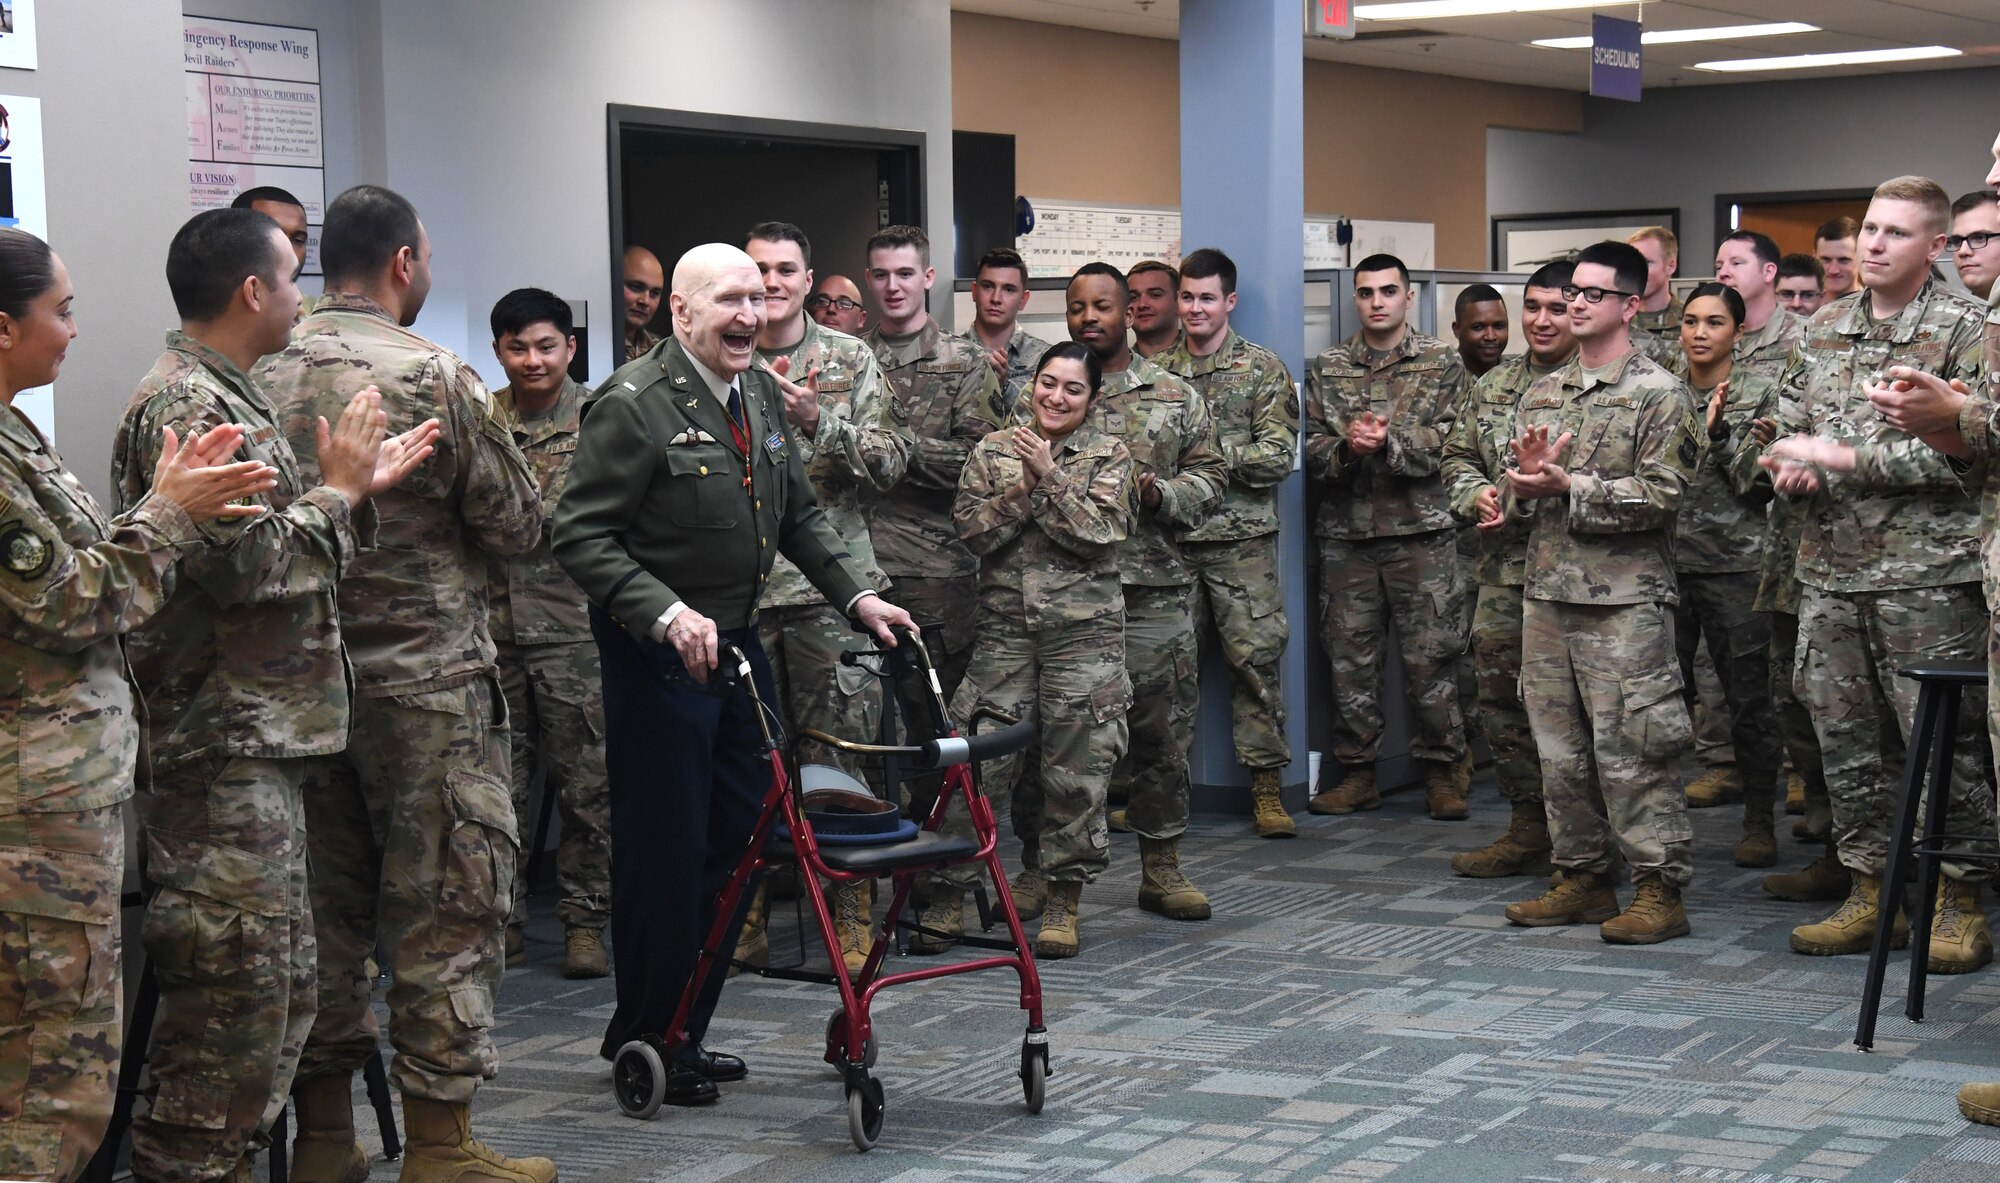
[1035, 881, 1083, 959]
[833, 880, 875, 975]
[1450, 800, 1553, 878]
[1784, 771, 1805, 815]
[1734, 813, 1778, 869]
[1683, 765, 1742, 809]
[1309, 767, 1379, 815]
[1793, 794, 1832, 842]
[562, 927, 608, 980]
[1599, 876, 1691, 944]
[907, 885, 963, 954]
[1504, 869, 1619, 928]
[1423, 755, 1471, 821]
[728, 881, 768, 979]
[1010, 868, 1049, 917]
[1108, 808, 1132, 833]
[1250, 769, 1296, 838]
[1790, 872, 1907, 956]
[1763, 853, 1852, 902]
[1961, 1081, 2000, 1126]
[290, 1073, 370, 1183]
[503, 922, 525, 962]
[1927, 877, 1993, 975]
[1137, 836, 1211, 921]
[397, 1096, 556, 1183]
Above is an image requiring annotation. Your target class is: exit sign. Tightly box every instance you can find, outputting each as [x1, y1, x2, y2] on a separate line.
[1307, 0, 1356, 40]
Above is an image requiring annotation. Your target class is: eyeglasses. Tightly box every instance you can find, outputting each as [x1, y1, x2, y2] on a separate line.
[1560, 284, 1639, 304]
[806, 295, 862, 312]
[1947, 232, 1995, 252]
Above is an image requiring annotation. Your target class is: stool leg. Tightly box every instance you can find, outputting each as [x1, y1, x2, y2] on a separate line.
[1906, 685, 1960, 1023]
[364, 1051, 400, 1159]
[1857, 683, 1939, 1048]
[268, 1109, 288, 1183]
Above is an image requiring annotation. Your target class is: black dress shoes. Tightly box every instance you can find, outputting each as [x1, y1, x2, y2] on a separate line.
[662, 1066, 720, 1107]
[682, 1047, 748, 1083]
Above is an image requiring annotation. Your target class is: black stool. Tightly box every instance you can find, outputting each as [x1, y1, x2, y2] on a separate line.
[84, 891, 400, 1182]
[1853, 659, 2000, 1049]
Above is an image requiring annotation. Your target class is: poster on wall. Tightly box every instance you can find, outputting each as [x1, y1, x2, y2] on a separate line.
[0, 1, 38, 71]
[184, 15, 324, 272]
[0, 94, 49, 434]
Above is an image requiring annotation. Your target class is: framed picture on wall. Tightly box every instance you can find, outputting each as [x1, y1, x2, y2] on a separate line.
[1491, 209, 1679, 272]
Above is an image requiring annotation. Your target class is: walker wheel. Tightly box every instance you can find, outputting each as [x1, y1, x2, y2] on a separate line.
[1020, 1043, 1047, 1114]
[824, 1010, 877, 1070]
[847, 1075, 886, 1151]
[612, 1039, 665, 1119]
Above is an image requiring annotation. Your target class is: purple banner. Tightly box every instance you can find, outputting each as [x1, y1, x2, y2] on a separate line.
[1590, 14, 1642, 102]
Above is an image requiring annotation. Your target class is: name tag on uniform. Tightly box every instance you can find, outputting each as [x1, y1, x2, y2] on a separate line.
[766, 431, 786, 454]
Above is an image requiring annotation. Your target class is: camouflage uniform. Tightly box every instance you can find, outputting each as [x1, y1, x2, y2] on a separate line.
[963, 325, 1051, 416]
[1954, 288, 2000, 778]
[863, 320, 1006, 736]
[1732, 313, 1826, 808]
[111, 333, 370, 1183]
[1304, 331, 1468, 767]
[624, 326, 661, 364]
[1513, 351, 1702, 886]
[1673, 372, 1784, 825]
[1629, 296, 1685, 371]
[490, 378, 612, 934]
[1442, 354, 1569, 804]
[261, 293, 544, 1102]
[1158, 330, 1299, 770]
[1087, 357, 1224, 839]
[1776, 282, 1995, 880]
[942, 423, 1135, 886]
[0, 405, 204, 1183]
[755, 320, 908, 778]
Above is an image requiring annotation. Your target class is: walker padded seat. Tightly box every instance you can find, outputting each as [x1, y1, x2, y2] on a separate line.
[765, 828, 980, 874]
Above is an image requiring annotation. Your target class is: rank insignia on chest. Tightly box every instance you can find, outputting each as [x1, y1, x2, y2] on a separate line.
[766, 431, 786, 454]
[0, 522, 54, 580]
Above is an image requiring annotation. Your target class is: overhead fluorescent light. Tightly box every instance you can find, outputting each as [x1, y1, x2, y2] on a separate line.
[1357, 0, 1636, 20]
[1533, 22, 1816, 50]
[1695, 45, 1961, 72]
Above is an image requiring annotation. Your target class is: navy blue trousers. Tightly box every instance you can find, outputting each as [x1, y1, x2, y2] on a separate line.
[592, 605, 774, 1062]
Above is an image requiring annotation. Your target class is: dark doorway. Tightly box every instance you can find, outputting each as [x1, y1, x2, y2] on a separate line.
[607, 105, 926, 345]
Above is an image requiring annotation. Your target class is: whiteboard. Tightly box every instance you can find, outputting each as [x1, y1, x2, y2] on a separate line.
[1015, 198, 1431, 279]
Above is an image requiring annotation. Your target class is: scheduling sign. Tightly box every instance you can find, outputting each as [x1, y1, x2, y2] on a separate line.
[1590, 15, 1642, 102]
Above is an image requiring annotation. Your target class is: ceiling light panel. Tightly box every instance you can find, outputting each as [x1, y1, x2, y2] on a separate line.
[1694, 45, 1963, 72]
[1532, 22, 1817, 50]
[1356, 0, 1637, 20]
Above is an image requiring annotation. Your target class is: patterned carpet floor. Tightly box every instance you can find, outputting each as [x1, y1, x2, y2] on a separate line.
[339, 783, 2000, 1182]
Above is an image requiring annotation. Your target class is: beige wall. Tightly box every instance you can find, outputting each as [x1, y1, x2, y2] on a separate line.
[952, 12, 1581, 269]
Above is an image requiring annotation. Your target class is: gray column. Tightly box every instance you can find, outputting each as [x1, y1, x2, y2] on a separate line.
[1179, 1, 1315, 807]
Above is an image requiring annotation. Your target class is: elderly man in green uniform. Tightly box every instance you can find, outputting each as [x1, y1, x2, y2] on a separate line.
[861, 225, 1006, 740]
[554, 243, 914, 1106]
[484, 289, 615, 981]
[114, 208, 432, 1183]
[1760, 176, 1997, 975]
[1860, 128, 2000, 1134]
[1053, 261, 1225, 924]
[1501, 240, 1703, 944]
[1305, 252, 1472, 820]
[963, 246, 1051, 414]
[261, 185, 553, 1183]
[1158, 248, 1301, 838]
[743, 221, 909, 974]
[1441, 260, 1576, 879]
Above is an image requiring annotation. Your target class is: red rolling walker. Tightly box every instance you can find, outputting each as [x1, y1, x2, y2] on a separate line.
[609, 630, 1049, 1151]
